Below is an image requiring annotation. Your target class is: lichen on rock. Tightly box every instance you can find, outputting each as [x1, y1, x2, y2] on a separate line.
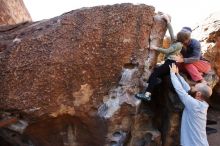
[1, 2, 219, 146]
[0, 3, 168, 146]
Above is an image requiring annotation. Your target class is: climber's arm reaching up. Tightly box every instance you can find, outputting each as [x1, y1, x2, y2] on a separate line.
[167, 23, 175, 42]
[161, 13, 175, 42]
[150, 14, 183, 55]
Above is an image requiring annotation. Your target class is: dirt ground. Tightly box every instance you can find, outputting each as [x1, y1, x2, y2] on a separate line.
[208, 108, 220, 146]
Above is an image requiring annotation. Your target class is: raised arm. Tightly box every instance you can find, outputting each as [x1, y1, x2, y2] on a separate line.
[170, 64, 197, 108]
[161, 14, 175, 42]
[167, 23, 175, 42]
[170, 72, 196, 107]
[176, 74, 190, 92]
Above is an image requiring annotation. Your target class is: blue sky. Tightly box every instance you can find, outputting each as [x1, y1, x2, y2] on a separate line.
[24, 0, 219, 32]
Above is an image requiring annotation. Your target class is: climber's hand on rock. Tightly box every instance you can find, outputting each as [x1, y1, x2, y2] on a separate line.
[150, 45, 158, 50]
[175, 55, 184, 63]
[161, 14, 171, 23]
[169, 63, 178, 74]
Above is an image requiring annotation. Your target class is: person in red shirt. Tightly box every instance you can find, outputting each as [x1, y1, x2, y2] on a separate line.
[175, 27, 211, 82]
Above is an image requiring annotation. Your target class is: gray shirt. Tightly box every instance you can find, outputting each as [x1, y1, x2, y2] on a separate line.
[170, 72, 209, 146]
[156, 42, 183, 60]
[156, 23, 183, 61]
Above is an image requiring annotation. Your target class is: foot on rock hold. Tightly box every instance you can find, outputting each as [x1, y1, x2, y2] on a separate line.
[135, 92, 151, 101]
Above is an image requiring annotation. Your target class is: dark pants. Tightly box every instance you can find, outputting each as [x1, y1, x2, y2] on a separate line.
[145, 59, 176, 93]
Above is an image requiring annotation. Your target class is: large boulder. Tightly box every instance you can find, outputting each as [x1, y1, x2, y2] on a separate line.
[0, 4, 168, 146]
[0, 0, 32, 25]
[193, 12, 220, 106]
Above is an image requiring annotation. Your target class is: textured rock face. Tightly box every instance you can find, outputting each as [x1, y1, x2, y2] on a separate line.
[0, 4, 168, 146]
[193, 12, 220, 47]
[0, 0, 32, 25]
[193, 12, 220, 106]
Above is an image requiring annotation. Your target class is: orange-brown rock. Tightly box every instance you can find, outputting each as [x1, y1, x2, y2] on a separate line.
[0, 0, 31, 25]
[193, 12, 220, 106]
[0, 4, 168, 146]
[157, 36, 171, 63]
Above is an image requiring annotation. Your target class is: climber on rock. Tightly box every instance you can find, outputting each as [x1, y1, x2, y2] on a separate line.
[135, 14, 190, 101]
[175, 27, 211, 83]
[170, 63, 212, 146]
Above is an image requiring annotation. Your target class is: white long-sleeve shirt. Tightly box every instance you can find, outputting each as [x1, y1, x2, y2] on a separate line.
[170, 72, 209, 146]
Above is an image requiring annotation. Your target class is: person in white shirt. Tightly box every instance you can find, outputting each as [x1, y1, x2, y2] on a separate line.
[169, 63, 212, 146]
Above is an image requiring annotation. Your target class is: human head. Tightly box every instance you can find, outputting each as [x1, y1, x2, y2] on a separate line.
[215, 32, 220, 48]
[189, 83, 212, 102]
[177, 31, 191, 45]
[177, 27, 192, 46]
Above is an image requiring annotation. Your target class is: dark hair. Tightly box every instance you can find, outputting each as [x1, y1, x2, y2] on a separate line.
[177, 31, 191, 43]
